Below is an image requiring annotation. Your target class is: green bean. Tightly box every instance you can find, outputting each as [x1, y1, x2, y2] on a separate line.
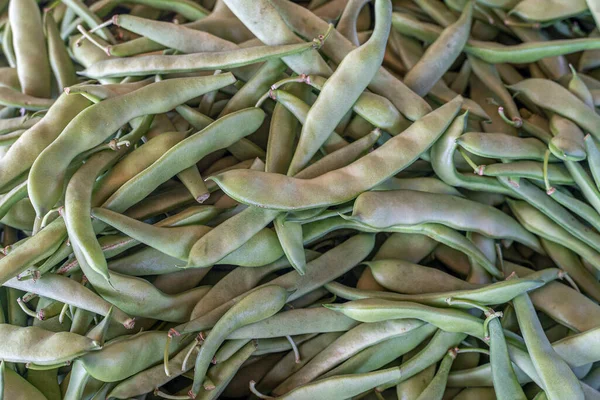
[366, 259, 478, 293]
[501, 176, 600, 255]
[4, 273, 133, 327]
[9, 0, 51, 97]
[379, 329, 467, 391]
[404, 2, 472, 97]
[277, 366, 402, 399]
[505, 262, 600, 333]
[326, 299, 485, 339]
[509, 0, 587, 22]
[372, 176, 464, 197]
[0, 324, 100, 364]
[286, 0, 391, 175]
[30, 76, 235, 220]
[348, 189, 542, 253]
[325, 268, 558, 307]
[507, 199, 600, 271]
[481, 161, 574, 185]
[101, 107, 264, 216]
[222, 0, 333, 76]
[80, 330, 188, 382]
[187, 207, 281, 268]
[274, 213, 306, 275]
[509, 79, 600, 139]
[270, 0, 431, 121]
[26, 367, 61, 400]
[191, 285, 288, 396]
[112, 14, 236, 54]
[3, 367, 47, 400]
[0, 217, 66, 285]
[210, 96, 462, 210]
[457, 132, 553, 161]
[107, 339, 199, 399]
[262, 89, 348, 153]
[0, 180, 27, 221]
[274, 319, 425, 394]
[513, 283, 585, 399]
[81, 37, 325, 79]
[190, 253, 318, 319]
[488, 317, 527, 399]
[468, 54, 521, 123]
[586, 135, 600, 190]
[2, 22, 15, 69]
[392, 12, 600, 63]
[257, 332, 343, 394]
[61, 0, 115, 43]
[0, 94, 89, 193]
[542, 238, 600, 302]
[414, 348, 456, 400]
[43, 12, 78, 90]
[270, 233, 376, 303]
[303, 215, 500, 276]
[430, 112, 513, 195]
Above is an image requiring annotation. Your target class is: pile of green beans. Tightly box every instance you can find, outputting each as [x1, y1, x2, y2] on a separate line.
[2, 0, 600, 399]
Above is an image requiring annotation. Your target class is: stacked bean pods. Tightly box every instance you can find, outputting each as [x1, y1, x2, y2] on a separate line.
[1, 0, 600, 399]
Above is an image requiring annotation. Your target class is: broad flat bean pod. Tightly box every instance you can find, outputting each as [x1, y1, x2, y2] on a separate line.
[347, 189, 543, 253]
[0, 324, 100, 365]
[81, 36, 326, 79]
[209, 96, 462, 210]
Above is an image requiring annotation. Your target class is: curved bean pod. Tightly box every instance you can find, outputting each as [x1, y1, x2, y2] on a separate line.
[286, 0, 392, 175]
[326, 299, 485, 339]
[209, 96, 462, 210]
[191, 285, 288, 396]
[513, 285, 585, 399]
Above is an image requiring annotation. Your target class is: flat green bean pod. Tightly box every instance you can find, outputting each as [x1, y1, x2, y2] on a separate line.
[191, 285, 288, 396]
[392, 12, 600, 63]
[9, 0, 51, 97]
[482, 161, 574, 185]
[286, 0, 392, 175]
[4, 272, 133, 327]
[507, 199, 600, 271]
[403, 2, 472, 96]
[430, 112, 513, 195]
[324, 267, 558, 307]
[277, 366, 402, 400]
[513, 286, 585, 399]
[0, 324, 100, 365]
[209, 96, 462, 210]
[81, 39, 324, 79]
[228, 308, 358, 339]
[457, 132, 555, 161]
[274, 319, 425, 395]
[326, 299, 486, 339]
[347, 189, 543, 252]
[80, 330, 187, 382]
[270, 0, 432, 121]
[102, 107, 265, 214]
[366, 259, 478, 293]
[508, 79, 600, 140]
